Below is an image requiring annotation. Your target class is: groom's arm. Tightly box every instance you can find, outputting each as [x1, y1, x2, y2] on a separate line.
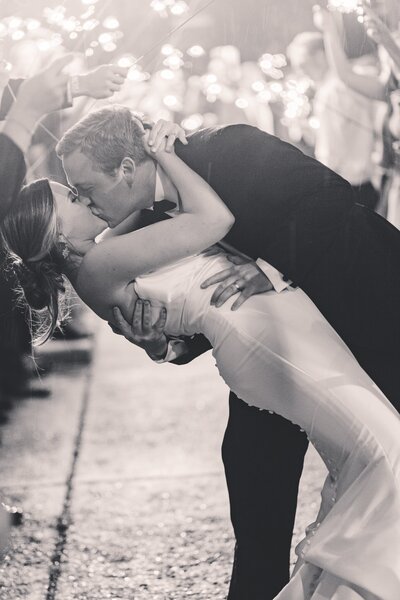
[97, 211, 145, 240]
[111, 303, 212, 365]
[168, 334, 211, 365]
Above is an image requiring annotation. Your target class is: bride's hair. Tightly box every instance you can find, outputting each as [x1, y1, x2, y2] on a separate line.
[1, 178, 66, 345]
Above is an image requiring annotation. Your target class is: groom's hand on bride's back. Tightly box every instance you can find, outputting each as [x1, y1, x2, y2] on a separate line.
[200, 255, 274, 311]
[111, 301, 169, 360]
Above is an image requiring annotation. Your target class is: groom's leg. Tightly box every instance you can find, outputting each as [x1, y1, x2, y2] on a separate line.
[223, 392, 308, 600]
[352, 348, 400, 412]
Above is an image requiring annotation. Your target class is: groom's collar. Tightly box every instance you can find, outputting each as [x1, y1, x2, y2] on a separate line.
[151, 165, 179, 214]
[154, 165, 165, 205]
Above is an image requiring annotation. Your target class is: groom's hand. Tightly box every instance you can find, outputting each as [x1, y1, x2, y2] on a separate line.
[112, 301, 169, 360]
[200, 255, 274, 311]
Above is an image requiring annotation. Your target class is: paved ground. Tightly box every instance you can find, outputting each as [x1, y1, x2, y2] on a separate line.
[0, 320, 326, 599]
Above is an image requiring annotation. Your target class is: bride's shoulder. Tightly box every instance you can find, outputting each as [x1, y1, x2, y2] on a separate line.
[76, 241, 122, 319]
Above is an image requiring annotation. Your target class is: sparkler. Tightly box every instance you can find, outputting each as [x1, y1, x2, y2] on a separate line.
[327, 0, 369, 20]
[0, 3, 123, 56]
[258, 53, 286, 80]
[150, 0, 189, 18]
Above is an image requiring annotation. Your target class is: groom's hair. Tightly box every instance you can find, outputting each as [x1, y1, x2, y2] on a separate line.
[56, 105, 150, 175]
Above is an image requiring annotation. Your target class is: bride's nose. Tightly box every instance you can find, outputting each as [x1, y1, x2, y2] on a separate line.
[79, 195, 92, 207]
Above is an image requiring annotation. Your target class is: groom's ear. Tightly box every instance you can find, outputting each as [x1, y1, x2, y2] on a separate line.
[121, 157, 136, 186]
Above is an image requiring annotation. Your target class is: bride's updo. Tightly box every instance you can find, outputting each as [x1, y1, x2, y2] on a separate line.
[1, 179, 66, 344]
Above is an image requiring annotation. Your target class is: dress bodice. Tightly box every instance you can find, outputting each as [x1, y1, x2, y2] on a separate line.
[135, 251, 400, 599]
[134, 252, 227, 338]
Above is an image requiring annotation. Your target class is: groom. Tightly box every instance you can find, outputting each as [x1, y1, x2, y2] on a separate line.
[57, 106, 400, 599]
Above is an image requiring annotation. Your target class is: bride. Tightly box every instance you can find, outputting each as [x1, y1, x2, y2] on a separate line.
[1, 135, 400, 600]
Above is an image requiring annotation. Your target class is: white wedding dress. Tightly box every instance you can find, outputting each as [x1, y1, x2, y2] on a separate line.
[134, 251, 400, 600]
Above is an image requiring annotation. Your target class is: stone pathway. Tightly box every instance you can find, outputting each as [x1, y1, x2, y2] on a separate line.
[0, 321, 325, 599]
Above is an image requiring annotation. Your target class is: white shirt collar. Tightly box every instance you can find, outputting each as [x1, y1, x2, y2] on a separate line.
[154, 165, 166, 204]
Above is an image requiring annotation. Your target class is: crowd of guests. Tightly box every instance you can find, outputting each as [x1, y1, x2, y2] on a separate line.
[0, 59, 128, 411]
[287, 4, 400, 225]
[0, 2, 399, 428]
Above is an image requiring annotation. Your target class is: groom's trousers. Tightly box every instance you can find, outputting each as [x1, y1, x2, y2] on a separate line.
[223, 395, 309, 600]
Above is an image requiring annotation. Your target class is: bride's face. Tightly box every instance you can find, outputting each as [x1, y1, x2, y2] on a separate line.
[50, 181, 107, 242]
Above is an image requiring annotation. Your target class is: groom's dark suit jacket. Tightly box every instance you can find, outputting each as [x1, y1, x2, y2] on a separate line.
[146, 125, 400, 395]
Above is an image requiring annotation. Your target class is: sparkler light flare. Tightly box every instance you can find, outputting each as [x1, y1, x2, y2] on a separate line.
[117, 54, 136, 68]
[181, 113, 204, 130]
[187, 45, 206, 58]
[258, 53, 287, 80]
[327, 0, 366, 14]
[150, 0, 189, 17]
[0, 1, 127, 58]
[161, 68, 175, 79]
[163, 52, 184, 70]
[103, 16, 120, 29]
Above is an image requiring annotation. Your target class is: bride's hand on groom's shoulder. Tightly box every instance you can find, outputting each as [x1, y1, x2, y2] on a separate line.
[146, 119, 188, 156]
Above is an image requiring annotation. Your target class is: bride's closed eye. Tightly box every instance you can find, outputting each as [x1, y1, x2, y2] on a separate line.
[67, 186, 79, 203]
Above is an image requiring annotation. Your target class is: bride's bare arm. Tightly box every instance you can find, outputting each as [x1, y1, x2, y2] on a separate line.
[77, 146, 234, 308]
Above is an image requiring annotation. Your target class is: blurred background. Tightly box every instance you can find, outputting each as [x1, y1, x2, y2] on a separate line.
[0, 0, 399, 434]
[0, 2, 399, 595]
[1, 0, 399, 442]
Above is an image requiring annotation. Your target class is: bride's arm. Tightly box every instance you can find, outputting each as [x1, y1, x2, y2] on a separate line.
[77, 145, 234, 305]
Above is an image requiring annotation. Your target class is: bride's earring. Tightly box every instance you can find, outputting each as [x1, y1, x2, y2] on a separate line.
[58, 234, 71, 260]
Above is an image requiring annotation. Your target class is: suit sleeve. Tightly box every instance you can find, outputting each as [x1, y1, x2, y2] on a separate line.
[170, 333, 212, 365]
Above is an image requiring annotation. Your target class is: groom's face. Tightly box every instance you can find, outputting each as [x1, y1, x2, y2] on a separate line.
[62, 149, 155, 228]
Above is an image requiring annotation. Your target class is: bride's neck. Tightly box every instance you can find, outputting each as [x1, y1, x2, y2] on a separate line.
[60, 238, 96, 286]
[62, 252, 83, 287]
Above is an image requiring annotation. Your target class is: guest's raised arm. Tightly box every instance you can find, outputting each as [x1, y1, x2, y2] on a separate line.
[2, 55, 73, 153]
[314, 6, 389, 101]
[0, 55, 71, 221]
[363, 7, 400, 77]
[0, 58, 129, 222]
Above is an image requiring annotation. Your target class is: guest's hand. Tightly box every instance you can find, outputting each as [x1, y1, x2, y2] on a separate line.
[312, 5, 341, 33]
[112, 301, 169, 360]
[147, 119, 188, 154]
[362, 7, 392, 46]
[313, 5, 331, 31]
[200, 255, 274, 310]
[75, 64, 129, 99]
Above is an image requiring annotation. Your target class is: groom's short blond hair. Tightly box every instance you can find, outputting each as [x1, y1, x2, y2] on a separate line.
[56, 105, 150, 175]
